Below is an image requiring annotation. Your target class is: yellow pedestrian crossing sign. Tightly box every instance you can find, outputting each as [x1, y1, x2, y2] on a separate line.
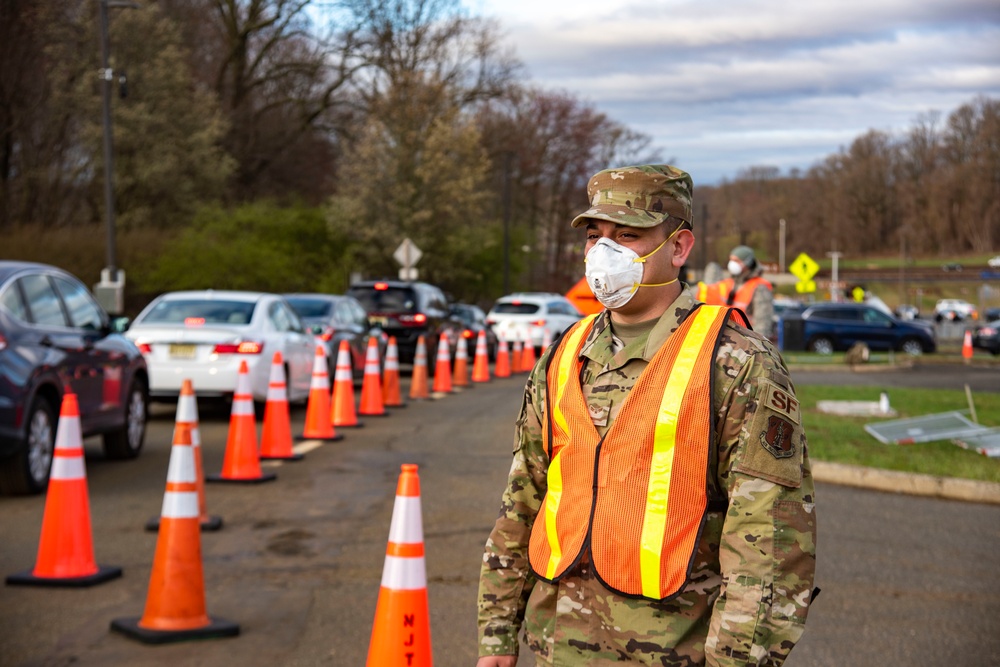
[789, 252, 819, 293]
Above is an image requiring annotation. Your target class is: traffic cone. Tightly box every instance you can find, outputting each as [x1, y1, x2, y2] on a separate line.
[962, 330, 974, 362]
[6, 393, 122, 587]
[298, 345, 343, 441]
[260, 352, 303, 461]
[366, 464, 432, 667]
[111, 422, 240, 644]
[333, 340, 364, 427]
[382, 336, 406, 408]
[521, 333, 537, 372]
[494, 336, 511, 378]
[409, 336, 431, 401]
[206, 360, 276, 484]
[511, 337, 523, 374]
[359, 337, 388, 416]
[432, 333, 453, 395]
[101, 365, 122, 409]
[471, 330, 490, 383]
[542, 327, 553, 353]
[146, 380, 222, 532]
[452, 335, 470, 388]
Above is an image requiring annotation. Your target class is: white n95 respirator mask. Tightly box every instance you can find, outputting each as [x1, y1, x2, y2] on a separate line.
[584, 236, 676, 309]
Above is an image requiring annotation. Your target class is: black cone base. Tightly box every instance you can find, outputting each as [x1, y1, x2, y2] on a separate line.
[260, 452, 304, 461]
[146, 515, 223, 532]
[110, 616, 240, 644]
[295, 433, 344, 442]
[205, 472, 277, 484]
[6, 564, 122, 588]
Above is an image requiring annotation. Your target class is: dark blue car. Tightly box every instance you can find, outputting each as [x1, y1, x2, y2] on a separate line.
[799, 302, 936, 355]
[0, 262, 148, 494]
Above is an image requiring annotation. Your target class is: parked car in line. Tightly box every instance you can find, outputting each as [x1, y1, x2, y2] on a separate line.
[487, 293, 584, 351]
[941, 262, 964, 272]
[933, 298, 978, 322]
[284, 293, 383, 380]
[972, 317, 1000, 356]
[0, 261, 149, 495]
[346, 280, 455, 366]
[988, 256, 1000, 269]
[449, 303, 498, 361]
[125, 291, 315, 403]
[800, 302, 936, 355]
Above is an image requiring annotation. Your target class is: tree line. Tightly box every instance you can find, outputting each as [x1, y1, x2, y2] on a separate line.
[2, 1, 997, 309]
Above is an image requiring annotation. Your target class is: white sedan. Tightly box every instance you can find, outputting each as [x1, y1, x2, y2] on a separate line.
[125, 290, 316, 403]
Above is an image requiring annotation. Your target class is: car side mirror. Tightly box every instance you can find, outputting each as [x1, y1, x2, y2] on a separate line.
[109, 316, 131, 333]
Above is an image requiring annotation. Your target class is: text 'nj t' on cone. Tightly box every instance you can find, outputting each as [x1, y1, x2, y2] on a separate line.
[6, 393, 122, 587]
[366, 464, 432, 667]
[111, 423, 239, 644]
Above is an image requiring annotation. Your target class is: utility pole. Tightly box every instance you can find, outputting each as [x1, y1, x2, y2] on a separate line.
[779, 218, 786, 273]
[502, 151, 512, 295]
[827, 251, 842, 302]
[94, 0, 137, 315]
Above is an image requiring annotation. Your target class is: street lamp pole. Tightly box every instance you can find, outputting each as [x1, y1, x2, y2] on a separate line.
[779, 218, 786, 273]
[827, 251, 842, 301]
[99, 0, 118, 276]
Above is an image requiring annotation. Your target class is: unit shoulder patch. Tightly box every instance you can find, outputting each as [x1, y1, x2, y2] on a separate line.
[734, 379, 803, 488]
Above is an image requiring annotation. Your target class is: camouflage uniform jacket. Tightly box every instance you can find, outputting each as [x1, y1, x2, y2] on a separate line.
[477, 289, 817, 666]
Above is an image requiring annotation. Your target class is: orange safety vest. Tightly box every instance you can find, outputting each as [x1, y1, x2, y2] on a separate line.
[696, 281, 728, 305]
[714, 276, 772, 310]
[527, 305, 741, 600]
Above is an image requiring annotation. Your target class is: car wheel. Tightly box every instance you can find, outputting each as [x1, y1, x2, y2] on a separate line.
[103, 375, 148, 460]
[899, 338, 924, 356]
[808, 336, 835, 355]
[0, 395, 57, 495]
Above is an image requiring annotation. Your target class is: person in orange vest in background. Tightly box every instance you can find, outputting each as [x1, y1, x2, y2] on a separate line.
[476, 165, 817, 666]
[699, 245, 775, 340]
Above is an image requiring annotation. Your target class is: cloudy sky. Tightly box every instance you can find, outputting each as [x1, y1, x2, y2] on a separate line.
[460, 0, 1000, 185]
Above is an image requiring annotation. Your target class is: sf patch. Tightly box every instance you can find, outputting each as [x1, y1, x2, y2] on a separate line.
[734, 378, 804, 488]
[760, 414, 795, 459]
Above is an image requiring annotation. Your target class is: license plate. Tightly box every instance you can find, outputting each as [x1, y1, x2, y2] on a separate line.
[370, 316, 389, 327]
[169, 344, 197, 359]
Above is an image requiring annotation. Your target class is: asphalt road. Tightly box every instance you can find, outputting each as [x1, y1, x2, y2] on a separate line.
[1, 364, 998, 666]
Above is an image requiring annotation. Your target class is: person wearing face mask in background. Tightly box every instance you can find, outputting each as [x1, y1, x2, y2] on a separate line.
[696, 246, 775, 341]
[476, 165, 817, 667]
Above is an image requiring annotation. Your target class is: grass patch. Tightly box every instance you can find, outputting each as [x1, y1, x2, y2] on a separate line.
[798, 385, 1000, 484]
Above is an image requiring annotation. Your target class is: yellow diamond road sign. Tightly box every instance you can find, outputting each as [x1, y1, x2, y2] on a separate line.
[788, 252, 819, 282]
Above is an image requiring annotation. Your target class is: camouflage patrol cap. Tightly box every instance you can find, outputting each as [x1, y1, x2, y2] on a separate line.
[570, 164, 693, 229]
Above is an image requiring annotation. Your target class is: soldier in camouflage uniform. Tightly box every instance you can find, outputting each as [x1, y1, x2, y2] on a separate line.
[477, 165, 817, 666]
[724, 245, 775, 340]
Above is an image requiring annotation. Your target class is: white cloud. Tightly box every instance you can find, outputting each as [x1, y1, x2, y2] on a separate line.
[462, 0, 1000, 182]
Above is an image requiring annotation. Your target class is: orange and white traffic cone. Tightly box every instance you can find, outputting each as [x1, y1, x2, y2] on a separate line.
[111, 422, 239, 644]
[101, 365, 122, 409]
[206, 361, 276, 484]
[542, 327, 553, 352]
[366, 464, 432, 667]
[962, 330, 974, 362]
[432, 333, 453, 396]
[409, 336, 431, 401]
[452, 335, 470, 389]
[333, 340, 363, 427]
[146, 379, 222, 532]
[521, 333, 537, 372]
[511, 336, 523, 374]
[471, 330, 491, 383]
[359, 337, 388, 416]
[260, 352, 303, 461]
[382, 336, 406, 408]
[6, 393, 122, 587]
[298, 346, 343, 442]
[494, 336, 511, 378]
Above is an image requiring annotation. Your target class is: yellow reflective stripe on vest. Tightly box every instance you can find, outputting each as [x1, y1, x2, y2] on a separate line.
[638, 306, 719, 598]
[544, 314, 597, 579]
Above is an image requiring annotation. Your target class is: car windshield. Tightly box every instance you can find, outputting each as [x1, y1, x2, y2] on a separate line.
[139, 299, 256, 325]
[349, 286, 416, 312]
[285, 297, 333, 319]
[493, 303, 540, 315]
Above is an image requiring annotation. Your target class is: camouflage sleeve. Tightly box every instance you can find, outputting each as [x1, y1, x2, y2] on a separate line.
[751, 285, 775, 340]
[707, 334, 817, 666]
[477, 363, 550, 658]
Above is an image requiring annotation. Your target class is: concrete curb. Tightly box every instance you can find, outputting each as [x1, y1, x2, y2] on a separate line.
[812, 461, 1000, 505]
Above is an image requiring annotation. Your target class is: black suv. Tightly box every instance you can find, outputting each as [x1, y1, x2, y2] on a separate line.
[346, 280, 455, 365]
[0, 262, 149, 494]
